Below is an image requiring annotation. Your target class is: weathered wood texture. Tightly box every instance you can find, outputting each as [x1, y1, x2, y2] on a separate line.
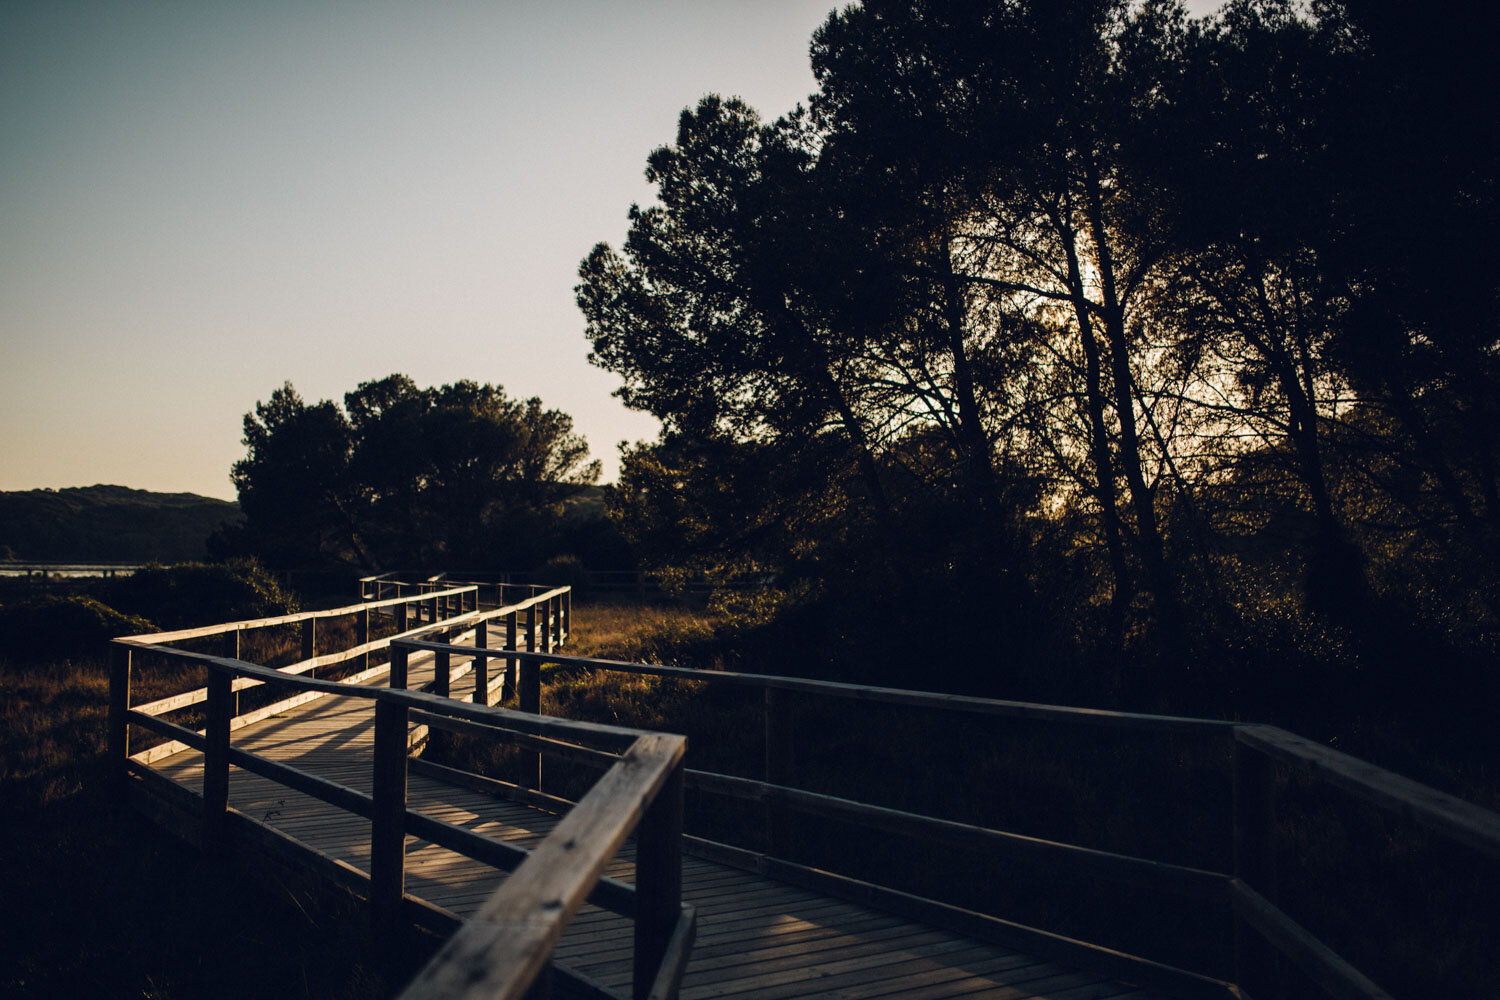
[137, 625, 1170, 1000]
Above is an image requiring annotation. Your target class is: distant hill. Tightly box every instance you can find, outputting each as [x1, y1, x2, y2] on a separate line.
[0, 485, 241, 563]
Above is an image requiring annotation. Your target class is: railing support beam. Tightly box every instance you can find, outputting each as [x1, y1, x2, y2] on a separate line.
[391, 645, 409, 691]
[764, 687, 794, 858]
[634, 760, 684, 1000]
[357, 607, 370, 674]
[506, 611, 519, 702]
[203, 668, 232, 852]
[520, 604, 541, 788]
[1234, 739, 1281, 998]
[434, 646, 451, 700]
[474, 619, 490, 707]
[301, 618, 316, 676]
[372, 698, 409, 944]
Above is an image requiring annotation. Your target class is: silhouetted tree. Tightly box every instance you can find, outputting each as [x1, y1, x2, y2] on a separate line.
[227, 376, 599, 572]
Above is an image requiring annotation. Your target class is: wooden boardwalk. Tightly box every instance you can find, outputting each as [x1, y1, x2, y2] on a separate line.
[144, 632, 1167, 1000]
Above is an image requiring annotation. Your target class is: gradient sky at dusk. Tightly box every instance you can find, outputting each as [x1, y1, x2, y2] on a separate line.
[1, 0, 847, 498]
[2, 1, 1220, 500]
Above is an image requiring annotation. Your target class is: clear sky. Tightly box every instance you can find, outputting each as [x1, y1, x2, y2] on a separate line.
[0, 0, 843, 499]
[2, 0, 1223, 501]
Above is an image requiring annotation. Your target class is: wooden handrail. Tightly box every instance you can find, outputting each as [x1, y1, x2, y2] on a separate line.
[397, 634, 1500, 1000]
[398, 642, 1237, 733]
[116, 644, 642, 750]
[682, 769, 1231, 900]
[405, 642, 1500, 862]
[1235, 723, 1500, 863]
[115, 584, 482, 645]
[398, 732, 687, 1000]
[114, 589, 567, 745]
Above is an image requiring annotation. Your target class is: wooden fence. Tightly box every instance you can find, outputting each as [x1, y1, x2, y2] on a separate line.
[110, 585, 695, 1000]
[395, 641, 1500, 1000]
[108, 576, 1500, 998]
[361, 569, 773, 600]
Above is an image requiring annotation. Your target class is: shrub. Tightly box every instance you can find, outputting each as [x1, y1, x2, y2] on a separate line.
[0, 595, 154, 662]
[533, 553, 589, 591]
[104, 559, 299, 630]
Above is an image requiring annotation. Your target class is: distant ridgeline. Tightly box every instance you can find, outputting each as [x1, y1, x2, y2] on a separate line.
[0, 485, 241, 563]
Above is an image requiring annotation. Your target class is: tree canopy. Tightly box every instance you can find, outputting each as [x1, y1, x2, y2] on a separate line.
[579, 0, 1499, 710]
[220, 375, 601, 573]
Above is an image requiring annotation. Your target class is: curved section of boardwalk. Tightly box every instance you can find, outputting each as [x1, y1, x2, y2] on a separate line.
[145, 636, 1167, 1000]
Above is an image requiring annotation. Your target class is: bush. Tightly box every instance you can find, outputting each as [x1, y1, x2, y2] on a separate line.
[104, 559, 299, 630]
[533, 553, 589, 591]
[0, 595, 155, 662]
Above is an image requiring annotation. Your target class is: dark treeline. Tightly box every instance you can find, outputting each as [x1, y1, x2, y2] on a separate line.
[577, 0, 1500, 749]
[212, 374, 631, 576]
[0, 485, 239, 563]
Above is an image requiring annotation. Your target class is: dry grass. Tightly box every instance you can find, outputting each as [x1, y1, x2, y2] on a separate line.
[561, 596, 723, 659]
[0, 658, 110, 812]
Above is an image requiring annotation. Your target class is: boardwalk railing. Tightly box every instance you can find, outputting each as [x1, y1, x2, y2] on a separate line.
[366, 569, 774, 600]
[110, 584, 696, 1000]
[112, 583, 489, 766]
[395, 642, 1500, 1000]
[358, 571, 566, 614]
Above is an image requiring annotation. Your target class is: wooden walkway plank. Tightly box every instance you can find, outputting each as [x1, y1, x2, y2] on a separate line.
[678, 940, 1025, 999]
[771, 956, 1065, 1000]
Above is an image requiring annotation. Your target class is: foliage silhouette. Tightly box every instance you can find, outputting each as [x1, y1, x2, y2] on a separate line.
[218, 376, 601, 573]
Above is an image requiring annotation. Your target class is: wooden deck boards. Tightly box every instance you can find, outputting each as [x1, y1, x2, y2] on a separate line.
[139, 632, 1171, 1000]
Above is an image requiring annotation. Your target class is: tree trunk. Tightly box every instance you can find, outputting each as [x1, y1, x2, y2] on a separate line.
[938, 232, 1003, 513]
[1060, 220, 1132, 643]
[1082, 155, 1177, 628]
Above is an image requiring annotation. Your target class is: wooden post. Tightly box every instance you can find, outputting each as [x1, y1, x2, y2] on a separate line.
[371, 698, 409, 944]
[427, 595, 438, 625]
[562, 589, 572, 644]
[501, 611, 519, 704]
[390, 644, 409, 691]
[204, 668, 232, 852]
[634, 759, 684, 1000]
[357, 607, 370, 673]
[301, 618, 316, 678]
[434, 645, 451, 700]
[225, 630, 242, 716]
[474, 619, 490, 706]
[1234, 737, 1281, 998]
[108, 645, 131, 780]
[520, 603, 541, 789]
[397, 600, 409, 634]
[763, 686, 795, 858]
